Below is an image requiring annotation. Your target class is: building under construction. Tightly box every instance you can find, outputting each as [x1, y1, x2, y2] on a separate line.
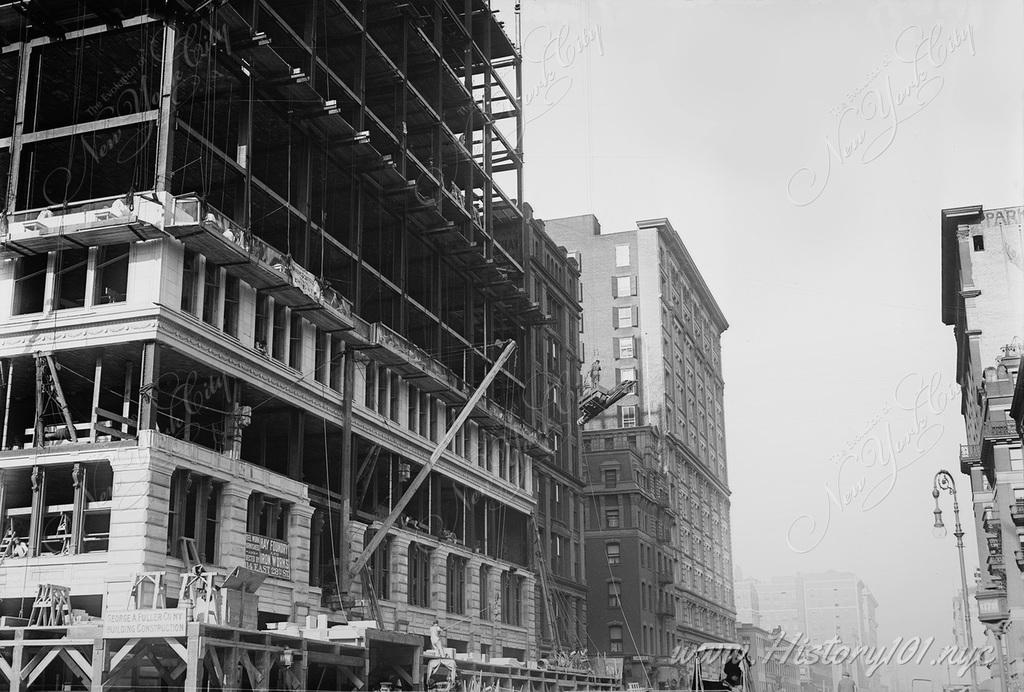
[0, 0, 617, 689]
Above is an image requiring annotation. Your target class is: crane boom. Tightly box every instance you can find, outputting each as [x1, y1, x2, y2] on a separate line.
[349, 339, 518, 580]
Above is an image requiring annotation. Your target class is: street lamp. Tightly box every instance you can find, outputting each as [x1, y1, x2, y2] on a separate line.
[932, 469, 979, 692]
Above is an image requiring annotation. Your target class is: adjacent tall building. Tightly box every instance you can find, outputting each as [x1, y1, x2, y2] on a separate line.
[546, 215, 735, 685]
[942, 204, 1024, 690]
[524, 205, 589, 655]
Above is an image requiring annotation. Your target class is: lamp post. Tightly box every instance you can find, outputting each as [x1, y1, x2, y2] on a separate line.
[932, 469, 980, 692]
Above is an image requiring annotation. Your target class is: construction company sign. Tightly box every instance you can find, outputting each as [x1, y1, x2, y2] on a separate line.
[244, 533, 291, 580]
[104, 609, 187, 638]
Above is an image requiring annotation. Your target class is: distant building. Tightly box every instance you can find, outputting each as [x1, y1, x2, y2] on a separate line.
[735, 578, 762, 627]
[546, 215, 734, 685]
[741, 572, 878, 690]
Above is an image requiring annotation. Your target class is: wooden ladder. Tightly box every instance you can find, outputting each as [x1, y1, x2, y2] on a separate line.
[0, 523, 15, 563]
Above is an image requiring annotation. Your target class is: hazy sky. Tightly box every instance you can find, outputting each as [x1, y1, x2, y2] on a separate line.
[499, 0, 1024, 686]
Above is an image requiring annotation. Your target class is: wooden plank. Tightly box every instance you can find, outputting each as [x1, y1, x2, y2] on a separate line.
[2, 360, 13, 449]
[207, 646, 224, 686]
[58, 648, 92, 686]
[89, 638, 104, 692]
[20, 111, 158, 145]
[103, 641, 150, 687]
[120, 361, 133, 435]
[94, 407, 137, 428]
[90, 357, 102, 443]
[145, 648, 177, 687]
[108, 638, 140, 673]
[44, 355, 77, 443]
[8, 633, 22, 692]
[163, 637, 188, 664]
[337, 664, 363, 689]
[91, 422, 136, 441]
[24, 647, 60, 687]
[33, 357, 45, 448]
[304, 651, 366, 668]
[0, 652, 12, 682]
[183, 633, 201, 692]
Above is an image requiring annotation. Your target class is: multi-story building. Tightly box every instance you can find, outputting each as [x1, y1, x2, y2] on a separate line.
[545, 215, 734, 684]
[942, 204, 1024, 689]
[0, 2, 619, 689]
[734, 577, 762, 627]
[523, 204, 589, 654]
[737, 623, 800, 692]
[742, 572, 879, 690]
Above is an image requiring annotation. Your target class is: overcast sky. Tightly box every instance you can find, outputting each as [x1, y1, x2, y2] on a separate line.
[498, 0, 1024, 687]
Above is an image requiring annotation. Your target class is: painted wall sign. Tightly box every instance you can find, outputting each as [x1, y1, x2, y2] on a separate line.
[244, 533, 291, 579]
[104, 608, 187, 638]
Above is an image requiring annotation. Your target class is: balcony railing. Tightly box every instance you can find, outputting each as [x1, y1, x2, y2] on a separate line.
[1011, 503, 1024, 527]
[983, 510, 999, 535]
[960, 444, 981, 473]
[983, 421, 1018, 441]
[988, 535, 1003, 554]
[0, 192, 165, 259]
[166, 195, 355, 332]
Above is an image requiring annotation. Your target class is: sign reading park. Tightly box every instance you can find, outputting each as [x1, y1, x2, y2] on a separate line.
[105, 609, 187, 638]
[244, 533, 291, 579]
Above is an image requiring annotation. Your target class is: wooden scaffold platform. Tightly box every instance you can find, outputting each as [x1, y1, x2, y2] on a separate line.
[0, 619, 378, 691]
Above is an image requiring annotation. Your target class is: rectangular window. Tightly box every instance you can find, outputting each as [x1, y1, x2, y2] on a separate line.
[479, 564, 491, 620]
[166, 469, 221, 563]
[364, 528, 390, 600]
[603, 469, 617, 488]
[408, 542, 432, 607]
[615, 244, 630, 267]
[620, 405, 638, 427]
[606, 507, 620, 529]
[614, 276, 631, 298]
[446, 554, 467, 615]
[608, 581, 621, 607]
[606, 542, 621, 565]
[12, 254, 47, 315]
[55, 248, 89, 310]
[94, 243, 130, 304]
[246, 492, 291, 540]
[616, 336, 635, 359]
[314, 329, 327, 384]
[201, 262, 220, 325]
[501, 571, 523, 625]
[271, 304, 287, 362]
[255, 294, 270, 353]
[329, 337, 343, 391]
[609, 625, 623, 652]
[289, 313, 303, 370]
[615, 306, 633, 328]
[1011, 447, 1024, 471]
[973, 235, 985, 251]
[365, 363, 377, 409]
[223, 274, 240, 337]
[617, 367, 637, 384]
